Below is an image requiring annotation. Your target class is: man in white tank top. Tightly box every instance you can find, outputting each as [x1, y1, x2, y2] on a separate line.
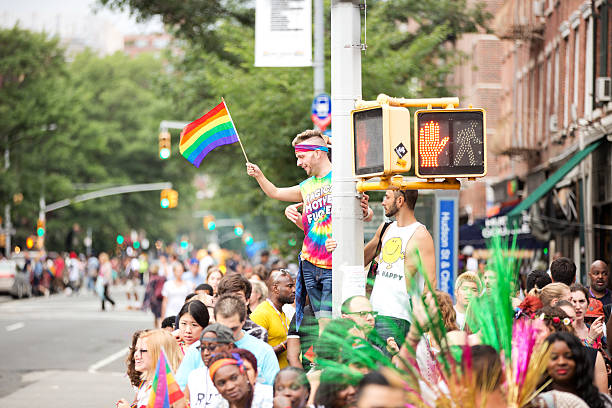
[364, 190, 436, 353]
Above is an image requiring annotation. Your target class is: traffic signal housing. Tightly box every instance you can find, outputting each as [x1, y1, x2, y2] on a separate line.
[160, 189, 178, 208]
[414, 108, 486, 178]
[351, 105, 411, 179]
[159, 130, 171, 160]
[203, 215, 216, 230]
[36, 219, 45, 237]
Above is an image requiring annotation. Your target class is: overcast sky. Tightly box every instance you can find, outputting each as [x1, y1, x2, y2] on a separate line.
[0, 0, 163, 34]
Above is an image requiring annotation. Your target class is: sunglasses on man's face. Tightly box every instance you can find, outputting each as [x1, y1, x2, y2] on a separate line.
[198, 343, 222, 352]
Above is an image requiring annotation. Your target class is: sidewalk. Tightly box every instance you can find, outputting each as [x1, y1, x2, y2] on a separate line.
[0, 370, 134, 408]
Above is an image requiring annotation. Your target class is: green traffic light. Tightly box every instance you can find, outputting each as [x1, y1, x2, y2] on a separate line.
[37, 227, 45, 237]
[234, 227, 244, 236]
[180, 240, 188, 249]
[161, 198, 170, 208]
[159, 148, 170, 159]
[133, 241, 140, 249]
[207, 222, 216, 230]
[116, 235, 124, 245]
[245, 236, 254, 245]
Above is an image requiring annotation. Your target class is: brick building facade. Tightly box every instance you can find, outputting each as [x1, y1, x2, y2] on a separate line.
[487, 0, 612, 277]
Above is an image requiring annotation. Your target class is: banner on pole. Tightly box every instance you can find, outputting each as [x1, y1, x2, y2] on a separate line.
[434, 192, 458, 300]
[255, 0, 312, 67]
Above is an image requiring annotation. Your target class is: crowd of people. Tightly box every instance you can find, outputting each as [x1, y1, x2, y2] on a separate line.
[107, 128, 612, 407]
[108, 245, 612, 408]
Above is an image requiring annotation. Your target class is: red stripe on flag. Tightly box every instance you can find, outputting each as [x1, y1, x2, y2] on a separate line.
[181, 101, 226, 136]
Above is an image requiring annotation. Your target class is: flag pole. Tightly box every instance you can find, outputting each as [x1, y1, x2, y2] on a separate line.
[222, 97, 249, 163]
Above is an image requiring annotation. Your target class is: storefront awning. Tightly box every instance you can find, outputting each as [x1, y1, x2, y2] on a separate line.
[507, 140, 602, 217]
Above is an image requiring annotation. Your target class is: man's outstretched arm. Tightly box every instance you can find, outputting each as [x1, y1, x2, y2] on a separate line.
[247, 162, 302, 202]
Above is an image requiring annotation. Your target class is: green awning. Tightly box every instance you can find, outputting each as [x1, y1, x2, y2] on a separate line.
[507, 140, 602, 217]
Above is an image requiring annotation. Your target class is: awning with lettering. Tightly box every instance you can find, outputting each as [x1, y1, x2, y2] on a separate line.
[459, 205, 547, 249]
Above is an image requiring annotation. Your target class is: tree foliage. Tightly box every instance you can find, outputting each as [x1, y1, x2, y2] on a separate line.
[0, 27, 197, 253]
[93, 0, 490, 255]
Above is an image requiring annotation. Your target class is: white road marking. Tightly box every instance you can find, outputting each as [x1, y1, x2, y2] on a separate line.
[6, 322, 24, 331]
[88, 347, 129, 374]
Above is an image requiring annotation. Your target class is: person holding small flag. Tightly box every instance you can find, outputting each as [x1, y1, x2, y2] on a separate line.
[246, 129, 373, 331]
[116, 329, 185, 408]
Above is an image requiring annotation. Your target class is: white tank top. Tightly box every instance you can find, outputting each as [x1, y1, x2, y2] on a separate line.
[370, 221, 424, 321]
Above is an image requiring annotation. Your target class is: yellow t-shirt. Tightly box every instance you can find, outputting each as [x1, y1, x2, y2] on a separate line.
[250, 300, 289, 368]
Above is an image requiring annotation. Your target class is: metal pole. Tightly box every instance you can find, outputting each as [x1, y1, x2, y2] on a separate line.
[4, 205, 11, 257]
[313, 0, 325, 95]
[330, 0, 363, 317]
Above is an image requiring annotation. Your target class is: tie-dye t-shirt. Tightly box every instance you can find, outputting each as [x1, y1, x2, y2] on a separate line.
[299, 171, 332, 269]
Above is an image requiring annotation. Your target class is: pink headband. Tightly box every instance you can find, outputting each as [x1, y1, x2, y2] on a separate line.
[294, 144, 329, 153]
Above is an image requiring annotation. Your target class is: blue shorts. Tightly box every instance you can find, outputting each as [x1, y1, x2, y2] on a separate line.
[300, 259, 332, 319]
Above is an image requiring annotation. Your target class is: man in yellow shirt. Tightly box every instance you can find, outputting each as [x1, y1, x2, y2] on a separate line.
[250, 269, 295, 368]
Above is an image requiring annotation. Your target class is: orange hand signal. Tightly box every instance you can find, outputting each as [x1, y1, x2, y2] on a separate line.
[419, 121, 449, 167]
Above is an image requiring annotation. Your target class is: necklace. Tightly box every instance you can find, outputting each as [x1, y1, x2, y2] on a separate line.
[267, 299, 289, 335]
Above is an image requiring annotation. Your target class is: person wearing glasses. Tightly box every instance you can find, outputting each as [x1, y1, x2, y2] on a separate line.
[340, 295, 377, 340]
[116, 329, 184, 408]
[250, 269, 296, 368]
[185, 324, 236, 408]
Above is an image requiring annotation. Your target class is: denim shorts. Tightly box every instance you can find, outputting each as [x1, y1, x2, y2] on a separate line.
[300, 259, 332, 319]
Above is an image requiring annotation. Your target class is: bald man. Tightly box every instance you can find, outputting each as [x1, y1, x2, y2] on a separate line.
[589, 260, 611, 306]
[250, 269, 296, 368]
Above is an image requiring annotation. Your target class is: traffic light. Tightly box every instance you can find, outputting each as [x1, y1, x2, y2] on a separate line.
[243, 233, 254, 245]
[351, 105, 411, 178]
[414, 108, 486, 178]
[160, 189, 169, 208]
[168, 189, 178, 208]
[203, 215, 216, 230]
[159, 130, 171, 160]
[36, 219, 45, 237]
[116, 234, 125, 245]
[161, 189, 178, 208]
[234, 223, 244, 236]
[26, 236, 34, 249]
[180, 239, 189, 250]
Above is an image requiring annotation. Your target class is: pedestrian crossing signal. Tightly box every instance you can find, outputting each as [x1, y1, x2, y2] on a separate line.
[351, 105, 411, 178]
[414, 109, 486, 178]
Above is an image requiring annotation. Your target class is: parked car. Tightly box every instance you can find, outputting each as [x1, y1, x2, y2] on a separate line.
[0, 258, 32, 299]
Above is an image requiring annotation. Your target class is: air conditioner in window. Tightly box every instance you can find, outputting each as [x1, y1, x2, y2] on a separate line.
[570, 103, 578, 122]
[534, 0, 544, 17]
[596, 77, 611, 103]
[549, 114, 558, 133]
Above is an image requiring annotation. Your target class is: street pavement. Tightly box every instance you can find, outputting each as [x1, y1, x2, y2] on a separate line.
[0, 285, 152, 407]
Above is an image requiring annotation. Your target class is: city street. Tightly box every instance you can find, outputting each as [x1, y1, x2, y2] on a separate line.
[0, 286, 151, 407]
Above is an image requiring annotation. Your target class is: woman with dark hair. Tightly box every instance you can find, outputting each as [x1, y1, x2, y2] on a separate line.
[209, 351, 273, 408]
[273, 367, 311, 408]
[231, 348, 259, 387]
[313, 371, 357, 408]
[176, 300, 209, 352]
[543, 332, 612, 408]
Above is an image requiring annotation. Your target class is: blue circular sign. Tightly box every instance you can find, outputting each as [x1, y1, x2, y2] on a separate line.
[311, 93, 331, 120]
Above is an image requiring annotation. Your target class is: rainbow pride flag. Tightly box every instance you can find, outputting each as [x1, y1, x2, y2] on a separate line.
[147, 349, 184, 408]
[179, 100, 239, 167]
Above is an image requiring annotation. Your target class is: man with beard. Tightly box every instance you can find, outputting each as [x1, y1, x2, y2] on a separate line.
[250, 269, 296, 368]
[364, 190, 435, 352]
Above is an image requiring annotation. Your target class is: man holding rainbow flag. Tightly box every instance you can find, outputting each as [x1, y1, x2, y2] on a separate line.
[247, 129, 373, 330]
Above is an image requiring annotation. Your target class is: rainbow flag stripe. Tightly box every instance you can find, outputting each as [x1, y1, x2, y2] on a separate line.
[179, 100, 239, 167]
[147, 350, 183, 408]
